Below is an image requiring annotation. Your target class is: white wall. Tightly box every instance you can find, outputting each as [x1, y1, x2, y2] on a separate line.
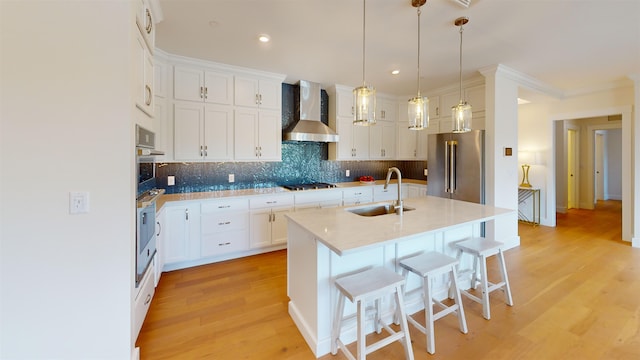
[1, 1, 135, 358]
[606, 129, 622, 200]
[518, 85, 634, 240]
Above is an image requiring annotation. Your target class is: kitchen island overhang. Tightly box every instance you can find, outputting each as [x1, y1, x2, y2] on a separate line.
[285, 196, 517, 357]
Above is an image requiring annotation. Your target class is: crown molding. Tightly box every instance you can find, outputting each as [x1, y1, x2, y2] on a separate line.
[479, 64, 565, 99]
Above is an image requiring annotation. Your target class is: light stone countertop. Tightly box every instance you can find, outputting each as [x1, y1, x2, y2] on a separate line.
[285, 196, 514, 256]
[156, 179, 427, 210]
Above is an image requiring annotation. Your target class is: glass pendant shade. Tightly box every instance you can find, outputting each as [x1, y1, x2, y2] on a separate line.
[353, 85, 376, 126]
[452, 101, 472, 133]
[408, 96, 428, 130]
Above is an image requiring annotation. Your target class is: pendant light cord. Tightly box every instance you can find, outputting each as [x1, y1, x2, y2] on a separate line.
[362, 0, 366, 86]
[458, 23, 464, 102]
[417, 7, 421, 96]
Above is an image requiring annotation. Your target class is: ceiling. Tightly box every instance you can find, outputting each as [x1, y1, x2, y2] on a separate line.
[155, 0, 640, 100]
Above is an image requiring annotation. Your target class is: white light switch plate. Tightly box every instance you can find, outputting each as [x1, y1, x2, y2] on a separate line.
[346, 170, 350, 177]
[69, 192, 89, 214]
[167, 176, 175, 186]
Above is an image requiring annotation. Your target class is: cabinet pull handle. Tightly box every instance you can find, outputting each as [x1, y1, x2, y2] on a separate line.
[266, 201, 277, 204]
[200, 86, 204, 99]
[185, 209, 189, 221]
[259, 94, 263, 104]
[204, 87, 208, 100]
[218, 205, 231, 209]
[218, 242, 231, 246]
[145, 8, 152, 34]
[144, 293, 152, 305]
[255, 94, 259, 104]
[200, 145, 204, 157]
[218, 221, 231, 226]
[204, 145, 208, 157]
[145, 85, 152, 106]
[156, 221, 161, 236]
[436, 106, 439, 116]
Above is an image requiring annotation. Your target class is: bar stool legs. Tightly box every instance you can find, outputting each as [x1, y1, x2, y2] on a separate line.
[331, 267, 414, 360]
[454, 237, 514, 320]
[398, 251, 468, 355]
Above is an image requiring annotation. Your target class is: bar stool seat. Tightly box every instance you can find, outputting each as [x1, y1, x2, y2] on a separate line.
[398, 251, 468, 355]
[332, 267, 414, 360]
[453, 237, 514, 320]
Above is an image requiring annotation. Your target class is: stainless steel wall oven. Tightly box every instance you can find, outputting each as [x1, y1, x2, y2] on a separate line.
[135, 125, 164, 286]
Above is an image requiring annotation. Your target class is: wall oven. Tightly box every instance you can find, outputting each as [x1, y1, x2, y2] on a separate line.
[135, 125, 164, 286]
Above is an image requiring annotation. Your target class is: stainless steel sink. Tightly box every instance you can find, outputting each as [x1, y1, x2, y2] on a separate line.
[347, 203, 415, 217]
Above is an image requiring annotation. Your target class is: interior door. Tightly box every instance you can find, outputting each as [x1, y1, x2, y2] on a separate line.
[595, 132, 605, 201]
[567, 129, 578, 209]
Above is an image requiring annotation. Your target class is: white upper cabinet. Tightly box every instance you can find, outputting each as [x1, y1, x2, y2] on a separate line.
[428, 95, 440, 119]
[369, 121, 396, 159]
[135, 0, 155, 53]
[134, 30, 154, 117]
[377, 96, 398, 122]
[174, 102, 233, 161]
[335, 87, 354, 118]
[174, 66, 233, 105]
[234, 76, 281, 110]
[234, 108, 281, 161]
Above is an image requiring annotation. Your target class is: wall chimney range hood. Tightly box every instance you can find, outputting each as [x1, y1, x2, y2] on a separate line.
[283, 80, 339, 143]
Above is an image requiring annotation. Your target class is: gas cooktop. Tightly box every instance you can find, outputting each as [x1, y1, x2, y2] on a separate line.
[282, 182, 338, 191]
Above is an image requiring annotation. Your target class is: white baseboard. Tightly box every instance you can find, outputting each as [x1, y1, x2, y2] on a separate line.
[633, 237, 640, 248]
[131, 347, 140, 360]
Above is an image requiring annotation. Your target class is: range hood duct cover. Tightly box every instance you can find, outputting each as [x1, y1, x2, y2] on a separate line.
[284, 80, 339, 143]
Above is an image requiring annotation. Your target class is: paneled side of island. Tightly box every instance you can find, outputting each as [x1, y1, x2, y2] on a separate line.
[286, 196, 517, 357]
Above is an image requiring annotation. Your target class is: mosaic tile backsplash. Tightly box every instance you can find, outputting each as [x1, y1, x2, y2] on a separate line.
[155, 83, 427, 194]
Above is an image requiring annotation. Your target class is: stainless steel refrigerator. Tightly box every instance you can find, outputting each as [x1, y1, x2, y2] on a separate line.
[427, 130, 484, 204]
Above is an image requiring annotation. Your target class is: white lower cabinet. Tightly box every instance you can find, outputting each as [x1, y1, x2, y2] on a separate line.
[342, 187, 374, 206]
[406, 183, 427, 198]
[133, 264, 155, 340]
[163, 204, 200, 266]
[294, 189, 343, 211]
[373, 184, 408, 202]
[250, 194, 294, 249]
[200, 198, 249, 257]
[153, 209, 165, 286]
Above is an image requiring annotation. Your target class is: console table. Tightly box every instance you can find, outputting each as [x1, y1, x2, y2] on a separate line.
[518, 187, 540, 226]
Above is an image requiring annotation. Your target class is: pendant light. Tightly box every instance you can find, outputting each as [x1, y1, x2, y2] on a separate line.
[452, 16, 472, 133]
[408, 0, 428, 130]
[353, 0, 376, 126]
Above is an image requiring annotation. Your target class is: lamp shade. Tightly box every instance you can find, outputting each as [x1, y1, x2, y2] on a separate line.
[353, 85, 376, 125]
[451, 101, 472, 133]
[408, 96, 428, 130]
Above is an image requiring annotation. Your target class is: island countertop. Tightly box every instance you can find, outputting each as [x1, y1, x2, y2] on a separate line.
[285, 196, 514, 256]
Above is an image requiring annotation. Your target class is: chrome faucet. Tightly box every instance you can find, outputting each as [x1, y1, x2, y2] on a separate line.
[384, 167, 403, 215]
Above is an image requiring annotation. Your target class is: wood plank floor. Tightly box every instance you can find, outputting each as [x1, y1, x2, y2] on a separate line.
[137, 200, 640, 359]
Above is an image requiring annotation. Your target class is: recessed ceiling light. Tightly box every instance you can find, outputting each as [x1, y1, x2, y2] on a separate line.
[258, 34, 271, 43]
[391, 70, 400, 75]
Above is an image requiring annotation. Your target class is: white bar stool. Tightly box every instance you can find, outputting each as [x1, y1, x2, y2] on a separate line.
[331, 267, 414, 360]
[398, 251, 468, 355]
[453, 237, 514, 320]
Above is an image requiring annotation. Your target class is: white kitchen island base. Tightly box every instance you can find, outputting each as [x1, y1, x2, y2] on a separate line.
[286, 196, 517, 357]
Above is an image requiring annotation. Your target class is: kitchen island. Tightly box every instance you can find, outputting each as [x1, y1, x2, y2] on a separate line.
[285, 196, 515, 357]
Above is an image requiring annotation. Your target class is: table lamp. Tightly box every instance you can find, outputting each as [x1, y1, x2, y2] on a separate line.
[519, 151, 534, 188]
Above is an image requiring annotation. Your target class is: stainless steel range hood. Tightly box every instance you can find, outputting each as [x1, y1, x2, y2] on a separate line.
[283, 80, 339, 142]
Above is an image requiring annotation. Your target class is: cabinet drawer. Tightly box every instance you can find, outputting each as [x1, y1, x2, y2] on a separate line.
[342, 187, 373, 198]
[201, 212, 248, 234]
[201, 230, 249, 257]
[250, 194, 294, 209]
[133, 265, 155, 340]
[201, 198, 248, 213]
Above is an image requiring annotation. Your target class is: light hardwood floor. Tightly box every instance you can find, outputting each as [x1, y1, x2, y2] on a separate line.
[137, 200, 640, 359]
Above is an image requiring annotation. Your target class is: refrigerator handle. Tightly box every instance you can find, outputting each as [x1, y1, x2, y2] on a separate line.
[449, 140, 458, 193]
[444, 141, 450, 193]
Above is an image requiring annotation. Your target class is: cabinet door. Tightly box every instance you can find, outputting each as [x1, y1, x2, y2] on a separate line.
[397, 124, 418, 159]
[234, 108, 259, 160]
[203, 105, 233, 160]
[381, 122, 396, 159]
[257, 109, 281, 160]
[234, 76, 260, 108]
[378, 98, 397, 121]
[163, 205, 199, 265]
[204, 70, 233, 105]
[465, 85, 485, 112]
[334, 116, 354, 160]
[174, 102, 204, 160]
[416, 129, 429, 159]
[271, 208, 292, 245]
[336, 89, 354, 118]
[428, 95, 440, 119]
[134, 31, 153, 117]
[250, 210, 272, 249]
[174, 66, 204, 102]
[154, 209, 165, 286]
[352, 125, 370, 160]
[256, 78, 281, 110]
